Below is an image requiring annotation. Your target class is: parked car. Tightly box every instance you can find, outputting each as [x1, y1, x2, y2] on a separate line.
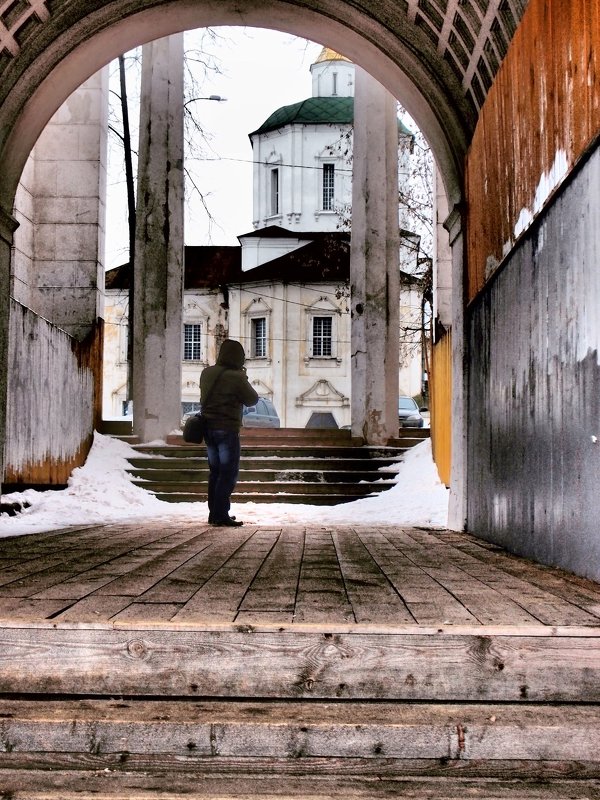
[398, 396, 425, 428]
[242, 397, 280, 428]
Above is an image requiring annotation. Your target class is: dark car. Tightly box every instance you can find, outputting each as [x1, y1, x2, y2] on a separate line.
[398, 396, 425, 428]
[242, 397, 280, 428]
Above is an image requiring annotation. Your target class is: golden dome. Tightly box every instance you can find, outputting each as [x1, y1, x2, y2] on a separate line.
[314, 47, 351, 64]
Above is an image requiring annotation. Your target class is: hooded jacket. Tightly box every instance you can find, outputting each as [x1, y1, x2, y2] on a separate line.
[200, 339, 259, 432]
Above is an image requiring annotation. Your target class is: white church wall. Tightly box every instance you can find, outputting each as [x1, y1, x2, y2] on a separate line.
[228, 281, 351, 428]
[252, 124, 352, 234]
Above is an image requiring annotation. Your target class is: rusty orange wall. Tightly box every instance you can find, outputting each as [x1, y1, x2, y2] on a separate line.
[4, 303, 103, 487]
[465, 0, 600, 301]
[430, 330, 451, 487]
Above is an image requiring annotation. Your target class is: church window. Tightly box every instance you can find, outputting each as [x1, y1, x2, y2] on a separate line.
[252, 317, 267, 358]
[312, 316, 333, 357]
[183, 323, 202, 361]
[322, 163, 335, 211]
[332, 72, 338, 95]
[270, 168, 279, 215]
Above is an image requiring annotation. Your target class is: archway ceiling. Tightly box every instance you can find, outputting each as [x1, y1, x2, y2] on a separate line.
[0, 0, 528, 205]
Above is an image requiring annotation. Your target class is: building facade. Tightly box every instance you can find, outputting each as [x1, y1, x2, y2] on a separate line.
[103, 48, 425, 429]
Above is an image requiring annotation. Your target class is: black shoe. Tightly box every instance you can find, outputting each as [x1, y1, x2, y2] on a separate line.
[211, 517, 243, 527]
[208, 514, 235, 524]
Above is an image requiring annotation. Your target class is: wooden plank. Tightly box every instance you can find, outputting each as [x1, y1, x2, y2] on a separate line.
[428, 540, 600, 626]
[1, 769, 599, 799]
[294, 530, 354, 623]
[384, 530, 541, 625]
[51, 596, 138, 623]
[1, 627, 599, 702]
[358, 530, 479, 625]
[437, 531, 600, 621]
[239, 528, 303, 613]
[0, 528, 187, 599]
[110, 603, 184, 622]
[0, 699, 598, 764]
[331, 529, 414, 624]
[235, 611, 295, 624]
[173, 530, 280, 622]
[0, 597, 71, 621]
[88, 534, 216, 598]
[138, 528, 260, 604]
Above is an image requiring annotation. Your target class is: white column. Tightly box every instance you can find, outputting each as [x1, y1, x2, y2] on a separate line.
[132, 34, 184, 443]
[350, 67, 400, 444]
[445, 206, 467, 530]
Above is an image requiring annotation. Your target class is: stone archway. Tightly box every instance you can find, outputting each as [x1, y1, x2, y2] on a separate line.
[0, 0, 529, 513]
[0, 0, 498, 213]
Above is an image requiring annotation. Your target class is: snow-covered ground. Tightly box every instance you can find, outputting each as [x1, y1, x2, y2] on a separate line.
[0, 433, 449, 537]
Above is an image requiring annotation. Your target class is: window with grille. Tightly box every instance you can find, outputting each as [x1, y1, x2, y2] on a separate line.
[183, 323, 202, 361]
[312, 316, 333, 356]
[252, 317, 267, 358]
[322, 163, 335, 211]
[270, 168, 279, 216]
[182, 401, 201, 415]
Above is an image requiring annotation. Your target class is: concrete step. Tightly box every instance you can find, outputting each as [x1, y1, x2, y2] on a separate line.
[151, 491, 368, 504]
[128, 456, 403, 471]
[133, 444, 408, 459]
[128, 468, 396, 483]
[127, 441, 406, 505]
[134, 480, 395, 496]
[0, 699, 598, 795]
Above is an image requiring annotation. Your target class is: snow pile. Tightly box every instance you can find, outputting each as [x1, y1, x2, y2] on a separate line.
[0, 432, 449, 537]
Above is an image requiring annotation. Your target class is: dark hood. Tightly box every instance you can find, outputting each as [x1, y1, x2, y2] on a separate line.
[216, 339, 246, 369]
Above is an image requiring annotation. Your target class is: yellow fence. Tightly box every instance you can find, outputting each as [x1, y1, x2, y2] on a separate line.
[430, 331, 452, 487]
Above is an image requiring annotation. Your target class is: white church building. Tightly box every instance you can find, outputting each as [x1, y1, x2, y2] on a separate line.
[103, 48, 426, 428]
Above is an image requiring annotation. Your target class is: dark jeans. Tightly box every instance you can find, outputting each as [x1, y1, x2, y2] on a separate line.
[204, 428, 241, 521]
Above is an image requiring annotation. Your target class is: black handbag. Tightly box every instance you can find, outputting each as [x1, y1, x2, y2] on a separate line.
[182, 412, 206, 444]
[182, 368, 226, 444]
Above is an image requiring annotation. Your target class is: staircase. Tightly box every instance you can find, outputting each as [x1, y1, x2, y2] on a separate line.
[1, 619, 599, 797]
[124, 427, 429, 505]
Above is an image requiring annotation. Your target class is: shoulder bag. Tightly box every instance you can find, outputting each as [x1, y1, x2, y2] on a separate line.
[182, 368, 226, 444]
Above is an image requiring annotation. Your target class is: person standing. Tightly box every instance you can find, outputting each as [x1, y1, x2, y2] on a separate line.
[200, 339, 259, 527]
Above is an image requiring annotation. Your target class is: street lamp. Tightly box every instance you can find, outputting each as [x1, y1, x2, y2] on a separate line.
[185, 94, 228, 106]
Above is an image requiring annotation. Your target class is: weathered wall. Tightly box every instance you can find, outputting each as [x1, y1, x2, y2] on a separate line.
[11, 71, 108, 341]
[465, 0, 600, 301]
[4, 300, 102, 487]
[467, 145, 600, 581]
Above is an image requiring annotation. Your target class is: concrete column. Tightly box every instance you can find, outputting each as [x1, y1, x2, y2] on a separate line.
[445, 206, 467, 530]
[0, 206, 19, 494]
[350, 67, 400, 444]
[132, 34, 185, 443]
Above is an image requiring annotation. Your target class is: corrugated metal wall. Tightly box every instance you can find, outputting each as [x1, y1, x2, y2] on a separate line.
[465, 0, 600, 300]
[467, 145, 600, 581]
[431, 330, 451, 487]
[4, 300, 103, 486]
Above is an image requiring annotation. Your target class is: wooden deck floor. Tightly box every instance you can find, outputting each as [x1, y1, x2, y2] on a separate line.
[1, 521, 599, 630]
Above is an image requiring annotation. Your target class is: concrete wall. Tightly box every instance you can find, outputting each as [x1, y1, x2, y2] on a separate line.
[5, 299, 102, 487]
[467, 144, 600, 581]
[11, 71, 108, 340]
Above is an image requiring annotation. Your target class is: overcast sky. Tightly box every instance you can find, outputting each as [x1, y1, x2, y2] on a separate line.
[105, 28, 324, 268]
